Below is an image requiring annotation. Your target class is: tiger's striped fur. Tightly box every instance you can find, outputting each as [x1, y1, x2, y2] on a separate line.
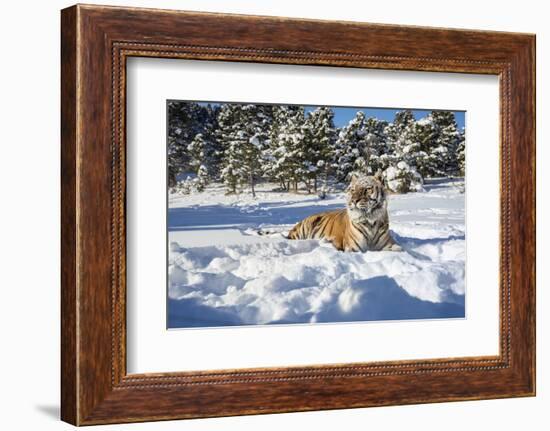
[287, 173, 402, 252]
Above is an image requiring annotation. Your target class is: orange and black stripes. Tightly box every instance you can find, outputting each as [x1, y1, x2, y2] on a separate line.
[287, 208, 398, 252]
[287, 174, 401, 252]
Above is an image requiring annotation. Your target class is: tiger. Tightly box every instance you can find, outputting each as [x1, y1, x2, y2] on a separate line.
[287, 172, 402, 252]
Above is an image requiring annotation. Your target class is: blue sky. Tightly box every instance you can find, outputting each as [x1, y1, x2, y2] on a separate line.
[305, 106, 465, 130]
[194, 101, 465, 130]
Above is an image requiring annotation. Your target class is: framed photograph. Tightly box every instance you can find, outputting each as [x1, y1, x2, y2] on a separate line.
[61, 4, 535, 425]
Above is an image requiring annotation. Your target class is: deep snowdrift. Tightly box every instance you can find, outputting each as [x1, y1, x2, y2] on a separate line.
[168, 179, 465, 328]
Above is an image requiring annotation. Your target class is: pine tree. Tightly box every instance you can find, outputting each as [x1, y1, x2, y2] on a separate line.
[410, 111, 462, 178]
[167, 101, 201, 186]
[456, 127, 465, 176]
[196, 165, 209, 191]
[412, 116, 439, 178]
[202, 104, 222, 178]
[431, 111, 462, 176]
[363, 117, 390, 174]
[217, 104, 244, 193]
[382, 110, 425, 193]
[334, 111, 370, 181]
[302, 107, 336, 192]
[167, 101, 220, 187]
[268, 106, 306, 192]
[186, 133, 210, 190]
[241, 104, 273, 197]
[383, 161, 424, 193]
[217, 104, 272, 196]
[385, 110, 425, 171]
[261, 107, 281, 186]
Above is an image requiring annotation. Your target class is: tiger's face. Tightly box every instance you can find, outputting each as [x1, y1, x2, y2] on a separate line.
[346, 173, 386, 220]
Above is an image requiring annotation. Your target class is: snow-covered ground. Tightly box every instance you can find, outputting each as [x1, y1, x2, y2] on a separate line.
[168, 179, 465, 328]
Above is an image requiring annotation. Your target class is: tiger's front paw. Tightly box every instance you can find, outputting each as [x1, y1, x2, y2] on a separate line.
[388, 243, 403, 252]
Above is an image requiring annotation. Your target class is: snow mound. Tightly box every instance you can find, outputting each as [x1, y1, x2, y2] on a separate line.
[168, 237, 464, 328]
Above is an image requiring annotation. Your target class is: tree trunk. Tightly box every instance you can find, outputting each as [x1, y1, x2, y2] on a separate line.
[250, 173, 255, 198]
[226, 182, 236, 195]
[304, 180, 311, 194]
[168, 169, 177, 187]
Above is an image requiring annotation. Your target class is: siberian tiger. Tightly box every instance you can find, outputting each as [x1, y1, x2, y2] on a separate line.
[287, 172, 402, 252]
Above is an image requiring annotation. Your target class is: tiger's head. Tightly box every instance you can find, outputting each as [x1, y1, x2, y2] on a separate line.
[346, 171, 387, 221]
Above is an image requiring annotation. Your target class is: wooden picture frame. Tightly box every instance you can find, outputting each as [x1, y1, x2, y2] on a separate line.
[61, 4, 536, 425]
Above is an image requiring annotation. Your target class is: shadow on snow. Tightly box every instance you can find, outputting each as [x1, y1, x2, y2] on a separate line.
[168, 275, 465, 329]
[168, 200, 342, 231]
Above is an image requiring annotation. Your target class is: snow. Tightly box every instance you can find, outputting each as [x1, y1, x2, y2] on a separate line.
[416, 116, 433, 126]
[249, 135, 261, 147]
[383, 162, 424, 193]
[168, 178, 465, 328]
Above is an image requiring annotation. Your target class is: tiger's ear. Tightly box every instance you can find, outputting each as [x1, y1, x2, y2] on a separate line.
[348, 172, 358, 185]
[347, 172, 358, 191]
